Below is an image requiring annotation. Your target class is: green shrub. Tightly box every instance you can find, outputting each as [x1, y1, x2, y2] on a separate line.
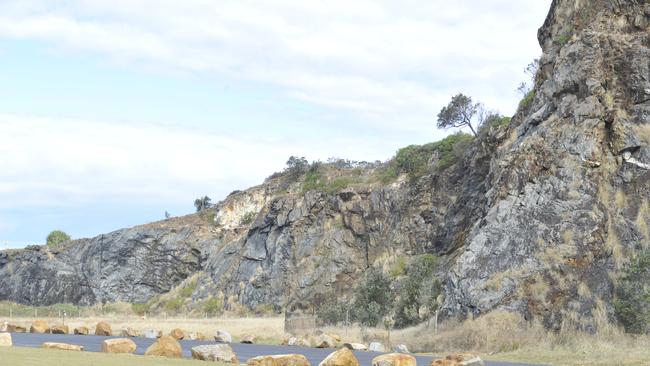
[389, 256, 407, 278]
[394, 254, 441, 328]
[434, 132, 474, 170]
[46, 230, 71, 248]
[375, 164, 398, 184]
[240, 212, 256, 225]
[164, 298, 184, 313]
[614, 250, 650, 334]
[203, 297, 223, 316]
[352, 268, 395, 327]
[518, 90, 536, 111]
[303, 171, 326, 192]
[131, 302, 152, 316]
[179, 279, 197, 298]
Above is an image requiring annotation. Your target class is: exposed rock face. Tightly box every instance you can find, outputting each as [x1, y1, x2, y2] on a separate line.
[0, 0, 648, 328]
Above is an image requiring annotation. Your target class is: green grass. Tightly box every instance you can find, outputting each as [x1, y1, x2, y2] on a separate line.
[0, 347, 233, 366]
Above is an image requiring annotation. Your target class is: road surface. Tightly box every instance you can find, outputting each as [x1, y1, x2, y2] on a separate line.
[8, 332, 539, 366]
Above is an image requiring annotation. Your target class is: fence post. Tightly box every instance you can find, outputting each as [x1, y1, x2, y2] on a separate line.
[9, 308, 12, 318]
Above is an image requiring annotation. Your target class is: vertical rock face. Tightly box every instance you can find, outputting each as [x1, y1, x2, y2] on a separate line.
[445, 0, 650, 328]
[0, 0, 648, 327]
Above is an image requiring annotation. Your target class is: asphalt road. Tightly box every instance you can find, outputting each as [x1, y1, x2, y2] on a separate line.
[8, 333, 539, 366]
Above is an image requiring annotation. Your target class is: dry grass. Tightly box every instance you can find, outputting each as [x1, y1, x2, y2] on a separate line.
[0, 346, 229, 366]
[1, 316, 284, 344]
[635, 124, 650, 146]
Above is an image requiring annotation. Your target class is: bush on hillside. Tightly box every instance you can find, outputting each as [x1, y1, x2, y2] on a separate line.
[614, 250, 650, 334]
[46, 230, 71, 248]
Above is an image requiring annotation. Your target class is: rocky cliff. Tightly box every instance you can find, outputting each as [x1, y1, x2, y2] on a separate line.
[1, 0, 649, 328]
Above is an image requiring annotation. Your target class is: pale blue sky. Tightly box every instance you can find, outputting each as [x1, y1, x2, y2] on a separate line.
[0, 1, 551, 248]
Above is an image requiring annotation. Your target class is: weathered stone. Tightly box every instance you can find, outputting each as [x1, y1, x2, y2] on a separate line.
[315, 334, 337, 348]
[186, 331, 205, 340]
[101, 338, 136, 354]
[343, 343, 367, 351]
[144, 329, 162, 339]
[50, 325, 69, 335]
[319, 348, 359, 366]
[0, 333, 11, 347]
[369, 342, 385, 353]
[95, 321, 112, 336]
[6, 324, 26, 333]
[73, 326, 89, 335]
[430, 354, 484, 366]
[144, 335, 182, 358]
[121, 327, 139, 337]
[393, 344, 410, 354]
[242, 335, 255, 344]
[373, 354, 416, 366]
[169, 328, 185, 340]
[191, 344, 239, 363]
[42, 342, 83, 351]
[214, 330, 232, 343]
[247, 354, 311, 366]
[30, 320, 50, 334]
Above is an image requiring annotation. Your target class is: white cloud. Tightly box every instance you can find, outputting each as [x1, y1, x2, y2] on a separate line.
[0, 0, 551, 131]
[0, 115, 390, 210]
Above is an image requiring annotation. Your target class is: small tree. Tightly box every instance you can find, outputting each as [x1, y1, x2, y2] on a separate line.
[614, 250, 650, 333]
[46, 230, 71, 248]
[194, 196, 212, 212]
[353, 268, 395, 327]
[437, 93, 483, 136]
[284, 156, 310, 181]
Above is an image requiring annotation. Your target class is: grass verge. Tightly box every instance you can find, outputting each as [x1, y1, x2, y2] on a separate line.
[0, 347, 232, 366]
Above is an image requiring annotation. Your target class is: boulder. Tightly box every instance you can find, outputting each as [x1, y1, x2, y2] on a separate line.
[283, 336, 308, 347]
[101, 338, 137, 354]
[7, 324, 26, 333]
[186, 332, 205, 340]
[325, 333, 342, 342]
[42, 342, 84, 351]
[315, 333, 337, 348]
[30, 320, 50, 334]
[95, 321, 112, 336]
[369, 342, 386, 352]
[169, 328, 185, 340]
[144, 335, 182, 358]
[74, 326, 89, 335]
[121, 327, 140, 337]
[372, 353, 416, 366]
[343, 343, 368, 351]
[191, 344, 239, 363]
[430, 354, 484, 366]
[50, 325, 69, 334]
[242, 335, 256, 344]
[144, 329, 162, 339]
[214, 330, 233, 343]
[0, 332, 11, 347]
[319, 348, 360, 366]
[393, 344, 410, 354]
[0, 322, 7, 332]
[247, 354, 311, 366]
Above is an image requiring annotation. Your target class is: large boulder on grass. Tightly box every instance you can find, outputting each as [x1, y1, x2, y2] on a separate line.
[101, 338, 136, 354]
[247, 354, 311, 366]
[214, 330, 233, 343]
[50, 325, 69, 334]
[121, 327, 139, 337]
[42, 342, 84, 352]
[30, 320, 50, 334]
[242, 335, 256, 344]
[430, 354, 485, 366]
[372, 353, 416, 366]
[343, 343, 368, 351]
[315, 334, 337, 348]
[7, 324, 26, 333]
[144, 329, 162, 339]
[369, 342, 385, 352]
[145, 335, 182, 358]
[319, 348, 359, 366]
[169, 328, 185, 340]
[95, 321, 112, 336]
[191, 344, 239, 363]
[74, 326, 89, 335]
[0, 333, 11, 347]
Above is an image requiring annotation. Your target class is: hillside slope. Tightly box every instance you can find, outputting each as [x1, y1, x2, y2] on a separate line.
[1, 0, 649, 329]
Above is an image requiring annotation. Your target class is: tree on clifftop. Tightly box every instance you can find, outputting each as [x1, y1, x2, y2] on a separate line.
[46, 230, 70, 248]
[194, 196, 212, 212]
[437, 93, 483, 137]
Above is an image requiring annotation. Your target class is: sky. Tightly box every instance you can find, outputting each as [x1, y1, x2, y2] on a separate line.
[0, 0, 552, 248]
